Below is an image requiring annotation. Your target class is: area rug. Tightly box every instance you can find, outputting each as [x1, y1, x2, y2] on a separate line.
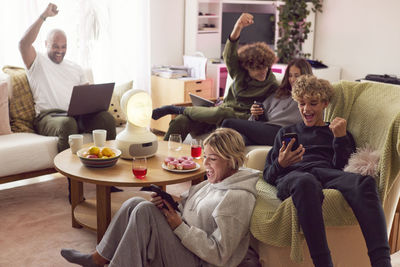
[0, 176, 190, 266]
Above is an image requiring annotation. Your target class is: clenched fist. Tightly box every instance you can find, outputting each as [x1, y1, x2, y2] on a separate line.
[329, 117, 347, 137]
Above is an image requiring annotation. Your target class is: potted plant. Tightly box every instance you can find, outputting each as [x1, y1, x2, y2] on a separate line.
[276, 0, 323, 63]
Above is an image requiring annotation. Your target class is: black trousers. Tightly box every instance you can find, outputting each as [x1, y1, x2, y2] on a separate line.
[275, 168, 391, 267]
[221, 118, 281, 146]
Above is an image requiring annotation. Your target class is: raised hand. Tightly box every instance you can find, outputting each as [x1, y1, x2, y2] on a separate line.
[329, 117, 347, 137]
[42, 3, 59, 19]
[277, 138, 305, 168]
[230, 13, 254, 40]
[234, 13, 254, 30]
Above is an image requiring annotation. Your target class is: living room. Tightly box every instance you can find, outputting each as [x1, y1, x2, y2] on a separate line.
[1, 0, 400, 266]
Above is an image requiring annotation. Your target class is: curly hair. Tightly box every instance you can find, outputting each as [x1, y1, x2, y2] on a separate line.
[291, 74, 334, 103]
[203, 128, 246, 170]
[237, 42, 276, 70]
[275, 58, 313, 98]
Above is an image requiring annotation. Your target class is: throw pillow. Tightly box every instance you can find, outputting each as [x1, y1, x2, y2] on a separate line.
[0, 82, 12, 135]
[344, 146, 380, 177]
[2, 66, 36, 133]
[108, 80, 133, 126]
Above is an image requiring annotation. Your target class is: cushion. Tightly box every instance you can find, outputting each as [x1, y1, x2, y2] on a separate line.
[0, 133, 58, 177]
[0, 82, 12, 135]
[2, 66, 36, 133]
[108, 80, 133, 126]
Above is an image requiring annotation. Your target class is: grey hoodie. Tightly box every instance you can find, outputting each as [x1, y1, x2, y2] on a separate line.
[174, 167, 260, 267]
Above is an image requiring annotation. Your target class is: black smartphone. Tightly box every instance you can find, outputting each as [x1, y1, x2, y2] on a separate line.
[254, 101, 266, 121]
[140, 184, 180, 211]
[282, 133, 299, 151]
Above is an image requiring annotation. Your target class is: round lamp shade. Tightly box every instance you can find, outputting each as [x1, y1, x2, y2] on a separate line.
[116, 89, 158, 159]
[120, 89, 152, 127]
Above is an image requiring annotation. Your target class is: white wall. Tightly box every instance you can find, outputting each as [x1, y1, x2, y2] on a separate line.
[314, 0, 400, 81]
[150, 0, 185, 66]
[152, 0, 400, 81]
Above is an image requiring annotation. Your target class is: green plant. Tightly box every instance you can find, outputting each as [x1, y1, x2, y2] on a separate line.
[276, 0, 323, 64]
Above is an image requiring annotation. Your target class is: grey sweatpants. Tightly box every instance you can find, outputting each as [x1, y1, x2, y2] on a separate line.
[96, 197, 202, 267]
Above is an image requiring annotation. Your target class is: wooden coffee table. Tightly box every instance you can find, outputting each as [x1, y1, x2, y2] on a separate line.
[54, 140, 205, 242]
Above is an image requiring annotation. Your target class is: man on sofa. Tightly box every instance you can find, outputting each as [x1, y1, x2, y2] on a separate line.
[263, 74, 391, 267]
[19, 3, 120, 200]
[19, 2, 116, 152]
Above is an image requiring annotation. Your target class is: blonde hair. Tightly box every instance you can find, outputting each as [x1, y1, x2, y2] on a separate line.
[203, 128, 246, 170]
[291, 74, 334, 102]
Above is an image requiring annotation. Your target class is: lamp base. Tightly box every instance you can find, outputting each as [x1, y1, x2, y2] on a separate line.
[115, 125, 158, 159]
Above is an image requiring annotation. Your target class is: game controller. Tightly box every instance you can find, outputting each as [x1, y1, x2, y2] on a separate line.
[140, 184, 180, 211]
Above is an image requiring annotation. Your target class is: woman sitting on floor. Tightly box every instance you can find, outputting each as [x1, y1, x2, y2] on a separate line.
[221, 58, 313, 146]
[61, 128, 260, 267]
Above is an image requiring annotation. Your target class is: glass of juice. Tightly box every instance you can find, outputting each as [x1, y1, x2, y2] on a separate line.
[191, 139, 202, 159]
[132, 157, 147, 179]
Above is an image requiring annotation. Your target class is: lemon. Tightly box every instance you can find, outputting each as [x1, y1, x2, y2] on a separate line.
[101, 147, 114, 157]
[88, 146, 100, 156]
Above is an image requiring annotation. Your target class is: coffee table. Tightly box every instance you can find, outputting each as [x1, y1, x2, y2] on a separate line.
[54, 140, 205, 242]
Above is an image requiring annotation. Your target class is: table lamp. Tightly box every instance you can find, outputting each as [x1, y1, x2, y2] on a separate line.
[115, 89, 158, 159]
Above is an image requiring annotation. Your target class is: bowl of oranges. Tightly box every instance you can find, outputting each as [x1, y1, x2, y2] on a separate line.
[77, 146, 121, 168]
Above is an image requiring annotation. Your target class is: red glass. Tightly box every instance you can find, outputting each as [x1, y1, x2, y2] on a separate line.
[191, 145, 202, 159]
[132, 168, 147, 179]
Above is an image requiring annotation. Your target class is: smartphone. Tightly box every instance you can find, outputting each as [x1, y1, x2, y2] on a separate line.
[254, 101, 266, 121]
[140, 184, 180, 211]
[282, 133, 299, 151]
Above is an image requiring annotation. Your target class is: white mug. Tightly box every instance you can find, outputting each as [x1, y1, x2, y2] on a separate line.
[92, 129, 107, 147]
[68, 134, 83, 154]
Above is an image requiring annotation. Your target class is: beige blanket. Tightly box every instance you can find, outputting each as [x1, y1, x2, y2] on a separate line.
[250, 81, 400, 262]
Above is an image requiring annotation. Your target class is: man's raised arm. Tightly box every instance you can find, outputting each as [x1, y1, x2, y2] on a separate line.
[19, 3, 58, 69]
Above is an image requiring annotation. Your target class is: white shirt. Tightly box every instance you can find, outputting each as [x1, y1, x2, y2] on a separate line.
[27, 53, 87, 114]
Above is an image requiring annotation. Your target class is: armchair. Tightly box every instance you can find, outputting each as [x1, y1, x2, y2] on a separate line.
[245, 81, 400, 267]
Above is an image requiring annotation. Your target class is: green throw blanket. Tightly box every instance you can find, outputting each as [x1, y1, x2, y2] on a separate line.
[250, 81, 400, 262]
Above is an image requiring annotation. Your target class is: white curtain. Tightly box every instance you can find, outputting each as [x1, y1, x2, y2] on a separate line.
[0, 0, 150, 92]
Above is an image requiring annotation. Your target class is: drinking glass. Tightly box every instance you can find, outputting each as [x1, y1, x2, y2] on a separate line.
[132, 157, 147, 179]
[191, 139, 202, 159]
[168, 134, 182, 152]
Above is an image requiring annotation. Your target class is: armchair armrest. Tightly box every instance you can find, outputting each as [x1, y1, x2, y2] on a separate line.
[245, 147, 272, 171]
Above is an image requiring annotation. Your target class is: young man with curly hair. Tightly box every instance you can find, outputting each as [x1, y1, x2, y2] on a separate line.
[152, 13, 278, 141]
[263, 74, 391, 267]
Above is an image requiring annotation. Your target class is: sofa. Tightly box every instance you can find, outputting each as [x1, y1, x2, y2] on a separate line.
[0, 66, 132, 185]
[244, 80, 400, 266]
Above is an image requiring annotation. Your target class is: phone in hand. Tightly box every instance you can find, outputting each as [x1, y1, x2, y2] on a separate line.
[254, 101, 266, 121]
[282, 133, 299, 151]
[140, 184, 180, 211]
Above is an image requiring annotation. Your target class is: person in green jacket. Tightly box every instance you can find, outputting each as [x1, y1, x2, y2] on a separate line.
[153, 12, 278, 141]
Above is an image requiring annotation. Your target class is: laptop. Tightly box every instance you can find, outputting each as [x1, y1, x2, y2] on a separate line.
[52, 83, 115, 117]
[189, 93, 215, 107]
